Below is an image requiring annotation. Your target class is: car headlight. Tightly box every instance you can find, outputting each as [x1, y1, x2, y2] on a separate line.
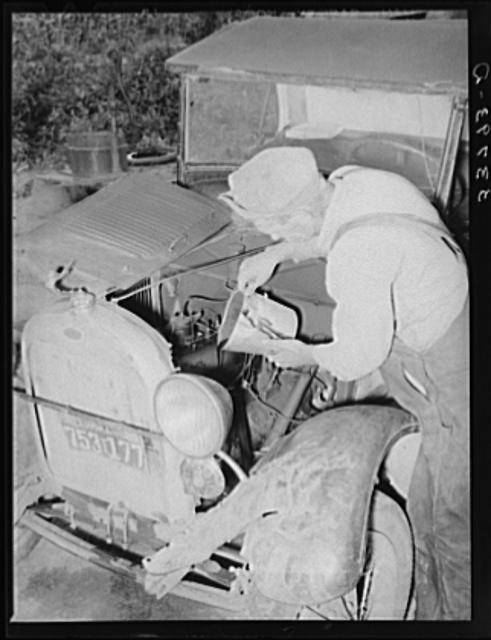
[154, 373, 233, 458]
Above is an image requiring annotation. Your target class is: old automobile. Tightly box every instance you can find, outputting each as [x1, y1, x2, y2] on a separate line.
[14, 15, 468, 619]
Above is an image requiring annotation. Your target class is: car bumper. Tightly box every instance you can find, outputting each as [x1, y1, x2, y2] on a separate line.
[19, 503, 247, 612]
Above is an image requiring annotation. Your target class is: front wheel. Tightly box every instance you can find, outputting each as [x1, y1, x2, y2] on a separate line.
[300, 489, 414, 620]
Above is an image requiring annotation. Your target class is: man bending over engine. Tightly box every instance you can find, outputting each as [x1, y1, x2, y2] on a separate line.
[221, 147, 469, 621]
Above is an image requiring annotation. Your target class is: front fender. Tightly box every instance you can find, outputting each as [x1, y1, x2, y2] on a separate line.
[143, 404, 418, 606]
[244, 404, 418, 605]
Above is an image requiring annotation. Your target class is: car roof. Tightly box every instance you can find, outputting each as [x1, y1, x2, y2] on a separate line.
[166, 16, 467, 94]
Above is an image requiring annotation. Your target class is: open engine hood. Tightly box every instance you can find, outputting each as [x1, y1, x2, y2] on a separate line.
[17, 171, 232, 296]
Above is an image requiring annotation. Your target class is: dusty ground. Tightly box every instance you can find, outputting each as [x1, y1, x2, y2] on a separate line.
[11, 168, 232, 622]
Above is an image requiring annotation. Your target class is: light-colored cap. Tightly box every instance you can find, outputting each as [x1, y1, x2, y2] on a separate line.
[220, 147, 322, 219]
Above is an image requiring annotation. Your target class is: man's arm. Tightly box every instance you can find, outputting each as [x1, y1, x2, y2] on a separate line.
[268, 228, 402, 379]
[312, 229, 402, 380]
[274, 237, 325, 263]
[237, 238, 323, 291]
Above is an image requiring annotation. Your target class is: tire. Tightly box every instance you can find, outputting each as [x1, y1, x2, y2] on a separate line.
[301, 489, 414, 620]
[237, 489, 414, 620]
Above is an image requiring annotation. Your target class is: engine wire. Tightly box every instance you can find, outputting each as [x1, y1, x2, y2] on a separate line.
[223, 352, 254, 390]
[215, 450, 248, 482]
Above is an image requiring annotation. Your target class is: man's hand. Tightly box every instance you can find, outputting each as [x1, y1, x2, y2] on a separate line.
[237, 251, 279, 293]
[268, 339, 317, 369]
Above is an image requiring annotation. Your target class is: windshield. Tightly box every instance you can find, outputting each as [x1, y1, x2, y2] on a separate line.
[185, 74, 463, 197]
[185, 75, 279, 165]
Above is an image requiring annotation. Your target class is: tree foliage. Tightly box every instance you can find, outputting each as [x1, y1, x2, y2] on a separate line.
[12, 11, 288, 168]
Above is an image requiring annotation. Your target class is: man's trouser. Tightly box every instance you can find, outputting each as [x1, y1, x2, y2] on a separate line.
[381, 299, 470, 620]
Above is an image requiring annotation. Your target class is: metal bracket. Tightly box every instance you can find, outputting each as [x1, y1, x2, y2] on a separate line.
[105, 502, 130, 548]
[14, 473, 56, 524]
[64, 502, 76, 529]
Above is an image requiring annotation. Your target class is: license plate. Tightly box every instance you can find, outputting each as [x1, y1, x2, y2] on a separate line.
[62, 422, 145, 470]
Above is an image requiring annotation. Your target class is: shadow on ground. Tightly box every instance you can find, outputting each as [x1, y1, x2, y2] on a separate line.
[13, 539, 231, 621]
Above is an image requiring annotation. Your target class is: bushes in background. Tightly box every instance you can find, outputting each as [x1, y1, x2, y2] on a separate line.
[12, 11, 290, 168]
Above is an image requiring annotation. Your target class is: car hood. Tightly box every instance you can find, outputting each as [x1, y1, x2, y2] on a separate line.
[17, 171, 233, 296]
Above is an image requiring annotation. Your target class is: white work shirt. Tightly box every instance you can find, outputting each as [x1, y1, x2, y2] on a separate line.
[311, 166, 468, 381]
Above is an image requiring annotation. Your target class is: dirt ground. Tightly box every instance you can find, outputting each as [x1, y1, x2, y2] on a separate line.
[11, 168, 233, 622]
